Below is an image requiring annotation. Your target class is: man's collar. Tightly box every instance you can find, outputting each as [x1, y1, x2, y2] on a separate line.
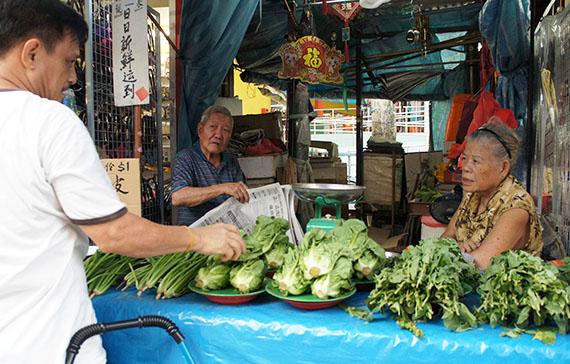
[192, 141, 229, 165]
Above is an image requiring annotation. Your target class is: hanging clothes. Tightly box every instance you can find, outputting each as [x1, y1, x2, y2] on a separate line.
[177, 0, 259, 152]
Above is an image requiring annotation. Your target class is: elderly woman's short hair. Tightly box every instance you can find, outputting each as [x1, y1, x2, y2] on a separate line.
[200, 105, 234, 128]
[467, 121, 521, 170]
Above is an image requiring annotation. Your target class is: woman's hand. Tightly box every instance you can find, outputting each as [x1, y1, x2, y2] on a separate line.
[460, 239, 481, 253]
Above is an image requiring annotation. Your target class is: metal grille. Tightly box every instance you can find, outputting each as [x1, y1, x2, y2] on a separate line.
[557, 14, 570, 252]
[75, 0, 164, 224]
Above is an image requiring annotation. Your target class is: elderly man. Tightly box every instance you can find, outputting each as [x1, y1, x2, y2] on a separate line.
[172, 105, 249, 225]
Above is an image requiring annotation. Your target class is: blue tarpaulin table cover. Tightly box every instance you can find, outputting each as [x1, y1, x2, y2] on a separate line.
[92, 288, 570, 364]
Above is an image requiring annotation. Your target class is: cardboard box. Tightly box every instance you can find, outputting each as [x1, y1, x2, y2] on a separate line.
[404, 151, 443, 194]
[246, 177, 277, 188]
[101, 158, 142, 216]
[409, 201, 431, 216]
[363, 153, 403, 205]
[311, 159, 347, 183]
[238, 153, 286, 179]
[233, 112, 283, 141]
[310, 141, 339, 159]
[444, 169, 461, 184]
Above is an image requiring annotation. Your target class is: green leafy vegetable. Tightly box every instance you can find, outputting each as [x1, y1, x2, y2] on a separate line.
[272, 246, 309, 296]
[311, 257, 354, 299]
[556, 257, 570, 282]
[238, 216, 291, 261]
[300, 228, 347, 279]
[499, 326, 557, 345]
[155, 252, 208, 299]
[229, 259, 266, 293]
[264, 237, 291, 269]
[194, 262, 231, 291]
[327, 219, 368, 260]
[347, 237, 479, 337]
[353, 238, 386, 281]
[413, 185, 442, 203]
[84, 251, 142, 298]
[477, 250, 570, 337]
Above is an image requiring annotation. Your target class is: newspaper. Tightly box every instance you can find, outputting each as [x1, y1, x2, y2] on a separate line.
[190, 183, 305, 245]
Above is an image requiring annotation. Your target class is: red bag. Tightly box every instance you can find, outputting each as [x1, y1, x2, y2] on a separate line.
[444, 94, 472, 142]
[447, 90, 517, 159]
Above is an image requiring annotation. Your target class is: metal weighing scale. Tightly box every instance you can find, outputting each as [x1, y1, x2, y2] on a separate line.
[291, 183, 366, 232]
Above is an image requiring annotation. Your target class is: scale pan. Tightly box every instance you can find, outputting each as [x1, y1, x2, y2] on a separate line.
[291, 183, 366, 204]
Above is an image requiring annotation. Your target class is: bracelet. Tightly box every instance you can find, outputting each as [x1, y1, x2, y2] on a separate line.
[184, 226, 194, 253]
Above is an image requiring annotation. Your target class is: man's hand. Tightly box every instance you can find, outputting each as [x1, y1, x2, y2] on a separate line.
[192, 223, 247, 261]
[222, 182, 249, 203]
[460, 240, 481, 253]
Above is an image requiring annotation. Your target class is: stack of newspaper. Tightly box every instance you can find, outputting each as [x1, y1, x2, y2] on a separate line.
[190, 183, 305, 245]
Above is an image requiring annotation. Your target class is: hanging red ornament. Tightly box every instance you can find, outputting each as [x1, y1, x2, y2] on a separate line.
[322, 0, 328, 14]
[330, 2, 361, 63]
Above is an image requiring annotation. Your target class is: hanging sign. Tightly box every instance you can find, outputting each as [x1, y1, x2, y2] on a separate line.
[330, 2, 361, 63]
[112, 0, 150, 107]
[278, 36, 343, 84]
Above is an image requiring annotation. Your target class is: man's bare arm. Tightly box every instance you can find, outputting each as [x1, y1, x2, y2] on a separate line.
[171, 182, 249, 206]
[79, 212, 246, 261]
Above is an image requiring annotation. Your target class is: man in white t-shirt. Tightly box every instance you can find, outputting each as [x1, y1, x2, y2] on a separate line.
[0, 1, 246, 363]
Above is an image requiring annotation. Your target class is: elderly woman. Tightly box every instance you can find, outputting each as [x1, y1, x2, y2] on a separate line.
[441, 122, 542, 269]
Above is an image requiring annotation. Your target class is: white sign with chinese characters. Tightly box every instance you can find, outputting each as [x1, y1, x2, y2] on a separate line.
[112, 0, 150, 107]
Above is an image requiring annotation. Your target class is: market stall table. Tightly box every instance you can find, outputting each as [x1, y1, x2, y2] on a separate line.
[92, 288, 569, 364]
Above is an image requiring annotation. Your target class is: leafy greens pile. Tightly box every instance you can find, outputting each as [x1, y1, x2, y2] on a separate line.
[84, 250, 143, 298]
[477, 250, 570, 342]
[193, 215, 291, 294]
[272, 219, 387, 299]
[556, 256, 570, 282]
[348, 238, 479, 337]
[413, 185, 442, 203]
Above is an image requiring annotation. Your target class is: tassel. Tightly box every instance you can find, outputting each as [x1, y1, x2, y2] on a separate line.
[344, 19, 350, 63]
[322, 0, 328, 14]
[343, 72, 348, 112]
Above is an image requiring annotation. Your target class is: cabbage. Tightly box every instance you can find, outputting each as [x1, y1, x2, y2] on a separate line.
[354, 237, 386, 280]
[311, 257, 354, 299]
[264, 235, 291, 269]
[354, 250, 382, 280]
[300, 228, 347, 279]
[194, 263, 231, 291]
[273, 246, 309, 296]
[229, 259, 266, 293]
[238, 216, 291, 261]
[327, 219, 369, 261]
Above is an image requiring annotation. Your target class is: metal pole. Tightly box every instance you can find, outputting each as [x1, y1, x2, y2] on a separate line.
[526, 0, 535, 191]
[287, 80, 297, 158]
[296, 0, 355, 7]
[85, 0, 95, 139]
[391, 150, 396, 233]
[134, 105, 142, 159]
[286, 0, 297, 158]
[149, 6, 165, 225]
[356, 41, 363, 186]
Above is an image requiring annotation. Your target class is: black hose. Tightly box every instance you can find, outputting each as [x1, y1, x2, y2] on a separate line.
[65, 315, 185, 364]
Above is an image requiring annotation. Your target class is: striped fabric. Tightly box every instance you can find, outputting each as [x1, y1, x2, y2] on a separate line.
[172, 142, 246, 225]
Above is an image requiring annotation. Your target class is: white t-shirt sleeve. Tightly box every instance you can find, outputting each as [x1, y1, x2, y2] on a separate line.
[39, 104, 126, 224]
